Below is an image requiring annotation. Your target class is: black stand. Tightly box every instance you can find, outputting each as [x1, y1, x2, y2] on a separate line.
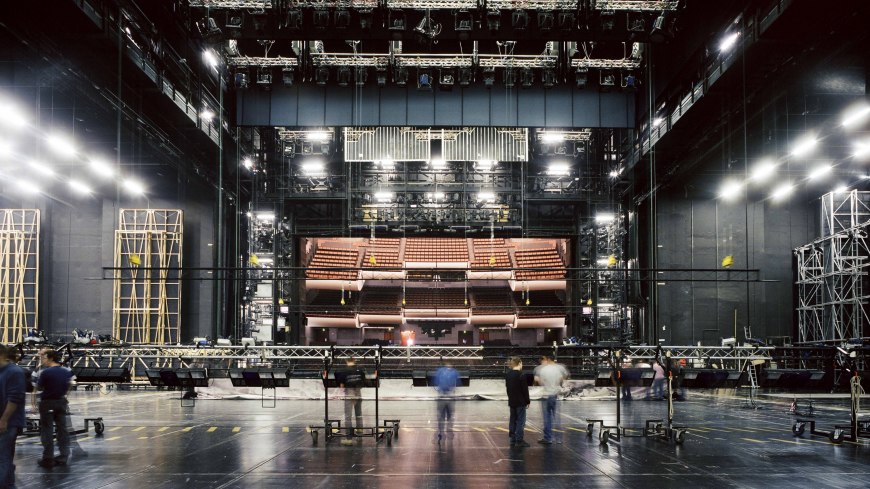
[24, 416, 105, 437]
[793, 370, 869, 444]
[643, 349, 687, 444]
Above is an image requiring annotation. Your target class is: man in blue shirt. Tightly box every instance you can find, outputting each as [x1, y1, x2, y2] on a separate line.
[0, 345, 26, 488]
[36, 349, 74, 468]
[432, 364, 460, 443]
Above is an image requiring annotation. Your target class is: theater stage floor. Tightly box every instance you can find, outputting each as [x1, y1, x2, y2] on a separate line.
[14, 390, 869, 489]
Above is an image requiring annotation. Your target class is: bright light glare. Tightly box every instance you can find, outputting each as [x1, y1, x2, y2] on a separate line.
[242, 157, 254, 169]
[832, 185, 848, 194]
[378, 159, 395, 170]
[790, 136, 817, 157]
[45, 134, 77, 158]
[0, 140, 13, 157]
[305, 131, 330, 142]
[750, 161, 776, 182]
[301, 160, 325, 174]
[652, 117, 664, 127]
[433, 192, 445, 200]
[595, 213, 615, 223]
[374, 191, 393, 201]
[842, 105, 870, 128]
[541, 132, 564, 143]
[256, 212, 275, 221]
[719, 180, 743, 200]
[478, 191, 495, 201]
[0, 101, 28, 129]
[771, 182, 794, 201]
[609, 170, 620, 178]
[68, 180, 91, 194]
[719, 32, 740, 52]
[547, 162, 570, 176]
[596, 258, 610, 266]
[202, 49, 220, 68]
[88, 159, 115, 178]
[122, 179, 146, 195]
[808, 164, 832, 180]
[853, 140, 870, 158]
[477, 159, 496, 168]
[16, 179, 40, 194]
[28, 160, 54, 176]
[430, 159, 446, 169]
[200, 109, 215, 121]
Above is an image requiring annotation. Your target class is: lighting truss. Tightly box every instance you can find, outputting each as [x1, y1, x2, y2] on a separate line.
[188, 0, 274, 8]
[343, 128, 378, 143]
[594, 0, 680, 11]
[311, 53, 389, 68]
[478, 54, 557, 69]
[394, 54, 474, 68]
[399, 127, 474, 141]
[385, 0, 477, 8]
[487, 0, 579, 9]
[277, 129, 334, 142]
[538, 129, 592, 141]
[228, 56, 299, 67]
[496, 129, 528, 142]
[571, 57, 641, 69]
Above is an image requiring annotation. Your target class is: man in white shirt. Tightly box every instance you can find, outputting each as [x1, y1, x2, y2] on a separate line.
[534, 355, 568, 444]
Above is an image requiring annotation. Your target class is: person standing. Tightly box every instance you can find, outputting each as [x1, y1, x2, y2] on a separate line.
[36, 349, 74, 468]
[534, 355, 568, 445]
[505, 356, 530, 448]
[651, 360, 666, 400]
[0, 345, 27, 488]
[337, 357, 366, 446]
[432, 363, 460, 443]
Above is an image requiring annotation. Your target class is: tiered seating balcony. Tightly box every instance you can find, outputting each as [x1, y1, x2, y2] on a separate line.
[471, 249, 511, 269]
[404, 288, 468, 309]
[404, 238, 469, 262]
[306, 247, 359, 280]
[363, 248, 401, 268]
[514, 291, 565, 318]
[359, 289, 401, 314]
[514, 248, 565, 280]
[305, 290, 356, 318]
[472, 237, 508, 248]
[471, 288, 515, 315]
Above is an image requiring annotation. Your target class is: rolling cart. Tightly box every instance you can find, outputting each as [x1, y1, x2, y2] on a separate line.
[792, 370, 869, 444]
[643, 349, 688, 444]
[308, 346, 400, 446]
[24, 416, 105, 437]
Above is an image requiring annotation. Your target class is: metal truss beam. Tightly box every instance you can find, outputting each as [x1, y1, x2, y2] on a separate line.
[189, 0, 274, 8]
[228, 56, 299, 67]
[571, 57, 640, 69]
[486, 0, 580, 9]
[594, 0, 680, 11]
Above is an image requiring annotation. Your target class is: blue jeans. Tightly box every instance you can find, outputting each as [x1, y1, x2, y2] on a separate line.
[0, 426, 20, 489]
[40, 399, 70, 462]
[343, 397, 362, 439]
[541, 395, 557, 442]
[652, 379, 665, 400]
[437, 398, 454, 437]
[508, 405, 527, 443]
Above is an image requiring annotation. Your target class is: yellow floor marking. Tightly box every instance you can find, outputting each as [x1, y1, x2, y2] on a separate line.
[182, 427, 193, 432]
[109, 427, 122, 432]
[137, 436, 149, 440]
[132, 427, 145, 432]
[730, 428, 758, 433]
[740, 437, 766, 443]
[772, 438, 803, 445]
[232, 427, 241, 433]
[495, 427, 510, 432]
[474, 427, 487, 432]
[157, 427, 169, 432]
[553, 429, 565, 433]
[567, 427, 587, 432]
[282, 427, 289, 433]
[105, 436, 121, 441]
[207, 427, 218, 432]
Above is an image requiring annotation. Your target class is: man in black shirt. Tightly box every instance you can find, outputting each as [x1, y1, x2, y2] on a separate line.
[337, 357, 366, 446]
[505, 356, 530, 448]
[36, 349, 74, 468]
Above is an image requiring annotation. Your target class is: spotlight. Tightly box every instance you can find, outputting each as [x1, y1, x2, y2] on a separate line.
[242, 157, 254, 170]
[504, 69, 516, 88]
[719, 180, 742, 200]
[600, 10, 615, 31]
[575, 68, 588, 88]
[376, 69, 387, 87]
[439, 69, 455, 90]
[808, 164, 832, 180]
[538, 12, 554, 30]
[89, 158, 115, 178]
[28, 160, 54, 177]
[547, 162, 570, 176]
[512, 11, 529, 29]
[315, 66, 329, 85]
[45, 134, 77, 158]
[334, 10, 351, 29]
[622, 73, 638, 90]
[790, 135, 817, 157]
[282, 67, 294, 86]
[455, 10, 473, 39]
[627, 13, 646, 33]
[359, 9, 373, 30]
[68, 180, 91, 194]
[599, 71, 616, 91]
[842, 105, 870, 128]
[337, 67, 351, 86]
[374, 191, 393, 202]
[355, 67, 368, 86]
[833, 185, 849, 194]
[313, 10, 329, 28]
[234, 71, 249, 89]
[771, 182, 794, 201]
[16, 180, 40, 194]
[595, 213, 615, 223]
[719, 32, 740, 52]
[200, 109, 215, 121]
[302, 160, 326, 175]
[649, 12, 670, 42]
[0, 101, 28, 129]
[486, 11, 500, 32]
[395, 66, 409, 86]
[256, 67, 272, 85]
[415, 13, 442, 40]
[520, 68, 533, 88]
[389, 10, 406, 31]
[542, 69, 556, 88]
[284, 10, 302, 29]
[478, 191, 495, 201]
[226, 12, 244, 30]
[196, 16, 222, 43]
[541, 132, 564, 143]
[202, 49, 220, 69]
[123, 179, 146, 195]
[418, 70, 432, 89]
[483, 68, 495, 88]
[609, 169, 620, 178]
[458, 67, 473, 86]
[750, 160, 776, 182]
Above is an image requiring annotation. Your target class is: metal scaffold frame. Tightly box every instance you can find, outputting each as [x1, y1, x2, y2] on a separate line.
[796, 191, 870, 344]
[113, 209, 183, 345]
[0, 209, 39, 343]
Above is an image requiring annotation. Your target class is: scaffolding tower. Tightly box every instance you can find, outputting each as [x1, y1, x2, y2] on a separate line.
[795, 191, 870, 344]
[113, 209, 183, 344]
[0, 209, 39, 343]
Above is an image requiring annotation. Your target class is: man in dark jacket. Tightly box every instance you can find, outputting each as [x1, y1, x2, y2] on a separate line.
[0, 345, 26, 488]
[505, 356, 530, 447]
[37, 349, 74, 468]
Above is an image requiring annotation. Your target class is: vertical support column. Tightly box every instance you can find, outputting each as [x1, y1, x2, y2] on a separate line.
[0, 209, 40, 343]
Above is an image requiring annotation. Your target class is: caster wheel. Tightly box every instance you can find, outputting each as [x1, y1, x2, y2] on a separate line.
[672, 429, 685, 444]
[587, 424, 594, 436]
[385, 431, 393, 447]
[829, 428, 844, 444]
[599, 429, 610, 445]
[393, 423, 400, 440]
[94, 421, 105, 435]
[792, 422, 805, 437]
[311, 430, 319, 445]
[655, 423, 663, 433]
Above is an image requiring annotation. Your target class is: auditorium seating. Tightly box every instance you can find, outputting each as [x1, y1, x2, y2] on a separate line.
[404, 288, 468, 308]
[405, 238, 469, 262]
[359, 289, 401, 314]
[363, 238, 401, 268]
[515, 291, 565, 317]
[305, 290, 356, 317]
[471, 248, 511, 269]
[306, 247, 359, 280]
[514, 248, 565, 280]
[472, 288, 515, 315]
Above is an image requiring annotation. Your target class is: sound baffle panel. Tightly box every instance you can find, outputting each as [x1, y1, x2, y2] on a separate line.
[112, 209, 182, 344]
[0, 209, 39, 343]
